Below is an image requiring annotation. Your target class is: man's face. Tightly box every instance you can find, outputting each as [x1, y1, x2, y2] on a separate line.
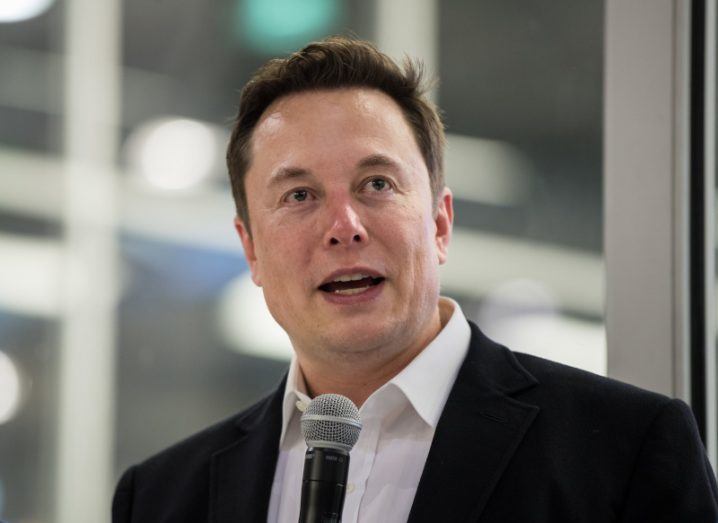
[235, 88, 452, 364]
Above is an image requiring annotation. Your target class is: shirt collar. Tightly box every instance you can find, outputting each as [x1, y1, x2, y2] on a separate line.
[279, 356, 312, 446]
[386, 297, 470, 428]
[278, 297, 471, 443]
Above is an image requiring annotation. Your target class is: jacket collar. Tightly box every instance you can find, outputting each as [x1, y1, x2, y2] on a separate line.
[209, 320, 539, 523]
[407, 320, 539, 522]
[209, 375, 286, 523]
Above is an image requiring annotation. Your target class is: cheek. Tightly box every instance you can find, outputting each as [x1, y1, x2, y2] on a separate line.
[386, 212, 436, 278]
[255, 224, 314, 290]
[412, 214, 442, 276]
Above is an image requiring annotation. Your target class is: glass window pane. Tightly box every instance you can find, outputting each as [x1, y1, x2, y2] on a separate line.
[0, 1, 65, 521]
[439, 0, 605, 375]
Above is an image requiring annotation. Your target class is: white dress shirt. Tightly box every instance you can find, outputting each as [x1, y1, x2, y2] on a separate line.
[267, 297, 471, 523]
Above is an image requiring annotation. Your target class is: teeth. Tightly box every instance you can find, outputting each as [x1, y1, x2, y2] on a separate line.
[333, 273, 370, 283]
[334, 286, 370, 295]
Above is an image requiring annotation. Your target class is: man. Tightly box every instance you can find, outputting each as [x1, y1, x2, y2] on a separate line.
[113, 37, 718, 522]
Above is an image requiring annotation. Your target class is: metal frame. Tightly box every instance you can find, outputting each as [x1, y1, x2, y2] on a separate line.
[604, 0, 692, 398]
[703, 0, 717, 467]
[54, 0, 121, 521]
[605, 0, 717, 468]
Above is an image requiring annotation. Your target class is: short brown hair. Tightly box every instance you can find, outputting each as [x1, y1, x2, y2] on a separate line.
[226, 36, 446, 231]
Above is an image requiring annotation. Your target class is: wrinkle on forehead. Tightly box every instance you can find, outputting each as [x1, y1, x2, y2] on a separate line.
[253, 89, 415, 150]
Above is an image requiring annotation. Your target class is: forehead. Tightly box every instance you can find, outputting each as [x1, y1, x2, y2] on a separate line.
[249, 88, 420, 165]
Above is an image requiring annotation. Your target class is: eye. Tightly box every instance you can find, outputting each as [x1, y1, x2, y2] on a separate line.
[282, 188, 313, 204]
[291, 189, 308, 202]
[364, 177, 392, 193]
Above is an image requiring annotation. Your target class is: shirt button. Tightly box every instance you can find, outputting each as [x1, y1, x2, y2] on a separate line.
[346, 483, 355, 493]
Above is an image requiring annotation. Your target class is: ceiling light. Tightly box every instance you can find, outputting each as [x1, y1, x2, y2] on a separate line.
[236, 0, 341, 54]
[0, 351, 22, 424]
[0, 0, 54, 23]
[125, 117, 219, 191]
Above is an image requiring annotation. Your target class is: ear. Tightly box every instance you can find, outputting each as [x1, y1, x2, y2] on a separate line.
[234, 217, 262, 286]
[434, 187, 453, 265]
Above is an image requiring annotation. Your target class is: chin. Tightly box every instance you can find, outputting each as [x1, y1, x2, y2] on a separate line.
[321, 322, 404, 355]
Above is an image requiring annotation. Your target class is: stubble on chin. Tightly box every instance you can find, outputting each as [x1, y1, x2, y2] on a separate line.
[298, 318, 415, 371]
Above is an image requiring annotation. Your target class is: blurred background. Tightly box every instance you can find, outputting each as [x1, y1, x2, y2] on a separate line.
[0, 0, 714, 521]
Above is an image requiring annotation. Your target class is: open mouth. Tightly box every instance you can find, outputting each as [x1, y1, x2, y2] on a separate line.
[318, 274, 385, 295]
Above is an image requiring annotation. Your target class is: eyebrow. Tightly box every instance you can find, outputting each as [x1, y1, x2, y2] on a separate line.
[266, 154, 402, 188]
[267, 166, 312, 188]
[356, 153, 402, 172]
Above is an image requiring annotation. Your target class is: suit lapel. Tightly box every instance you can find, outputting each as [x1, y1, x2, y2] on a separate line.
[408, 322, 540, 523]
[207, 323, 539, 522]
[209, 378, 285, 523]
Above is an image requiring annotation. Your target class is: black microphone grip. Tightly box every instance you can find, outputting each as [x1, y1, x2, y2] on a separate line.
[298, 447, 350, 523]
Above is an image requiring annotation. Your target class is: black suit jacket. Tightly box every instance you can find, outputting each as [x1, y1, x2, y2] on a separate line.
[113, 321, 718, 522]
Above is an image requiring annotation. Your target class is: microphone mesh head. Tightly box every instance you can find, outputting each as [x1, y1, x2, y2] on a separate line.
[300, 394, 362, 452]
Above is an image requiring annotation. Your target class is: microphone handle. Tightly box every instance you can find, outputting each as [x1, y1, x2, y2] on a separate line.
[298, 447, 350, 523]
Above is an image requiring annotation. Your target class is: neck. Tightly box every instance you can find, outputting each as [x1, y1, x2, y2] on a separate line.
[296, 302, 450, 407]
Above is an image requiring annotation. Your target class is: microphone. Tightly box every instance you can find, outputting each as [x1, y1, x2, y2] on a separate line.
[298, 394, 362, 523]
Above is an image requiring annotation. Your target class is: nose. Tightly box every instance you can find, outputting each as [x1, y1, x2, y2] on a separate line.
[323, 199, 368, 248]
